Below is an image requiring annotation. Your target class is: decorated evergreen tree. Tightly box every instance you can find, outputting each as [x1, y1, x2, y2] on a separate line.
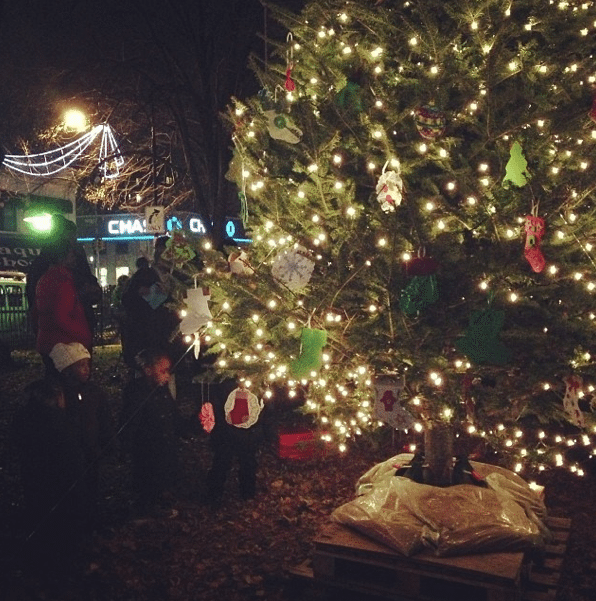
[188, 0, 596, 484]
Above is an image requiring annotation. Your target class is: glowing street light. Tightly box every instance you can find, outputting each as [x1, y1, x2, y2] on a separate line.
[63, 109, 88, 132]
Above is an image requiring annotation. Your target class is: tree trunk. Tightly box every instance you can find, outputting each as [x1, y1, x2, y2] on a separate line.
[424, 422, 453, 487]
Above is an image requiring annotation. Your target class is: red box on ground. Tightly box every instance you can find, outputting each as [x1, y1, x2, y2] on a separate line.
[277, 428, 326, 460]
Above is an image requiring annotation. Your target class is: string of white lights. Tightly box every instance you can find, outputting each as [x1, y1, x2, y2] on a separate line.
[1, 124, 123, 178]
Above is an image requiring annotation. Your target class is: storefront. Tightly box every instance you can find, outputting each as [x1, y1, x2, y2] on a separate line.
[76, 212, 249, 286]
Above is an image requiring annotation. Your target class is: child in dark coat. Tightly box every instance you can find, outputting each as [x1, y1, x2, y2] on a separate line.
[120, 347, 191, 514]
[48, 342, 114, 534]
[203, 378, 265, 508]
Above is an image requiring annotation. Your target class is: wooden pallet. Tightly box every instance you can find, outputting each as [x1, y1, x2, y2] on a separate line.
[290, 516, 570, 601]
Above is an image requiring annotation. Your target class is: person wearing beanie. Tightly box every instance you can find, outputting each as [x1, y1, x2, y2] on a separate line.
[50, 342, 114, 533]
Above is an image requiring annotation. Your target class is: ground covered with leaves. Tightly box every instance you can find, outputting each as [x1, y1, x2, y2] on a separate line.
[1, 346, 596, 601]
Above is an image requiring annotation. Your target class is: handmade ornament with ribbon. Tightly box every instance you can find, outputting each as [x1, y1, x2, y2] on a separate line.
[335, 80, 364, 113]
[414, 103, 446, 140]
[265, 110, 303, 144]
[524, 213, 546, 273]
[199, 402, 215, 433]
[503, 141, 529, 187]
[271, 245, 315, 290]
[224, 387, 263, 428]
[399, 250, 439, 315]
[161, 230, 196, 265]
[142, 282, 168, 309]
[228, 250, 254, 275]
[179, 286, 212, 358]
[373, 375, 415, 430]
[375, 160, 404, 212]
[455, 293, 510, 366]
[563, 375, 585, 428]
[290, 327, 327, 379]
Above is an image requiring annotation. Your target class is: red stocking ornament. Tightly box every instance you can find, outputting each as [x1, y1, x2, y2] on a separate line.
[524, 215, 546, 273]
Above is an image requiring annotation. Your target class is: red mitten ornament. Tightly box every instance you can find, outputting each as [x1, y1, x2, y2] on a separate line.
[524, 215, 546, 273]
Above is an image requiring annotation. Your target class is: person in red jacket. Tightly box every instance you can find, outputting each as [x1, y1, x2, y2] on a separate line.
[35, 239, 93, 373]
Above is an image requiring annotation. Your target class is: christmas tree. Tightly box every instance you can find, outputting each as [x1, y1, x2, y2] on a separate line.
[190, 0, 596, 483]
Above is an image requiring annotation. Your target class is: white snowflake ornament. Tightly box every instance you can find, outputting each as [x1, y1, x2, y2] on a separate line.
[271, 246, 315, 291]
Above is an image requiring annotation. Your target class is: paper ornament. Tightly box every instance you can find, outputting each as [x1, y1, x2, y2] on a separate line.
[373, 375, 415, 430]
[224, 387, 263, 428]
[179, 287, 212, 336]
[375, 162, 404, 212]
[334, 80, 364, 112]
[161, 230, 196, 265]
[563, 375, 585, 428]
[414, 104, 446, 140]
[228, 250, 254, 275]
[142, 282, 168, 309]
[290, 328, 327, 379]
[455, 299, 510, 366]
[265, 110, 303, 144]
[271, 246, 315, 290]
[524, 215, 546, 273]
[199, 402, 215, 433]
[503, 141, 529, 187]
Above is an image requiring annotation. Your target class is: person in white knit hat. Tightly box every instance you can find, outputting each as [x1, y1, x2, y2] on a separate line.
[49, 342, 114, 532]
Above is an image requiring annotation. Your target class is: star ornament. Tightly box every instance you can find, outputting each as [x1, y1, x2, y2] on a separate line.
[271, 246, 315, 290]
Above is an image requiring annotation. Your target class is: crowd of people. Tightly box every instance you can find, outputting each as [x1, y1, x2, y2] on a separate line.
[10, 215, 265, 589]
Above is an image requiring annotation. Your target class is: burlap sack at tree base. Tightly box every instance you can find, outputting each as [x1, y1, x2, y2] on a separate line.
[331, 454, 549, 557]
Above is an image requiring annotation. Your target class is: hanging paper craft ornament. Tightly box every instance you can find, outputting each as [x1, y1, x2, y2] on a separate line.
[455, 296, 510, 365]
[399, 252, 439, 315]
[179, 287, 212, 336]
[375, 161, 404, 212]
[161, 230, 196, 265]
[524, 215, 546, 273]
[265, 110, 303, 144]
[334, 80, 364, 112]
[503, 141, 529, 187]
[224, 387, 263, 428]
[271, 246, 315, 290]
[285, 65, 296, 92]
[414, 103, 446, 140]
[290, 328, 327, 379]
[563, 375, 585, 428]
[199, 402, 215, 433]
[373, 375, 415, 430]
[228, 250, 254, 275]
[142, 282, 168, 309]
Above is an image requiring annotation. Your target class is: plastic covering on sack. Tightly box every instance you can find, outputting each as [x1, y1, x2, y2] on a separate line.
[332, 453, 550, 557]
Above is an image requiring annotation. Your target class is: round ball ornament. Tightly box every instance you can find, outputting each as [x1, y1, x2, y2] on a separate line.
[414, 104, 446, 140]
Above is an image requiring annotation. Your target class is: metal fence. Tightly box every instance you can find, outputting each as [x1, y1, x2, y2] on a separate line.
[0, 285, 119, 351]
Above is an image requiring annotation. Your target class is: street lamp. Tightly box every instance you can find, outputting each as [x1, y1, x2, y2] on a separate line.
[63, 109, 88, 133]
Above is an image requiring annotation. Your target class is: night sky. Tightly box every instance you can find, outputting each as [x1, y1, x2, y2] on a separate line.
[0, 0, 306, 146]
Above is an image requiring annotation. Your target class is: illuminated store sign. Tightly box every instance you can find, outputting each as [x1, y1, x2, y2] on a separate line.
[77, 212, 249, 243]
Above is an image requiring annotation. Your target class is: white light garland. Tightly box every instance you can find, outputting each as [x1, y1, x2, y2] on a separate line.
[2, 124, 123, 178]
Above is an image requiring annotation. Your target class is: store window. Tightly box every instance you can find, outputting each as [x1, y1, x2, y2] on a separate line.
[99, 267, 108, 288]
[115, 266, 130, 280]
